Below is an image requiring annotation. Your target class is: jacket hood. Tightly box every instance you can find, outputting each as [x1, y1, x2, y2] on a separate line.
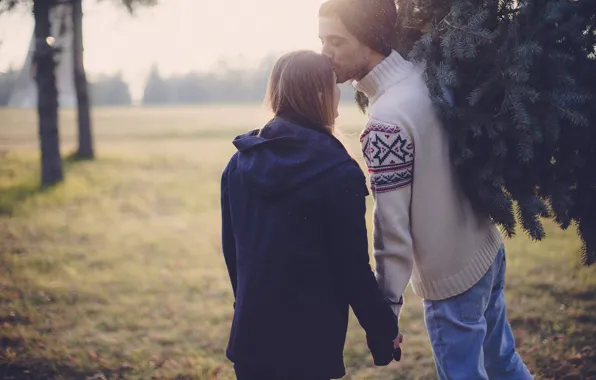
[231, 117, 354, 197]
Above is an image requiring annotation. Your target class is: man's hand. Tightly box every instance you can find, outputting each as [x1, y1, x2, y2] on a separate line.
[393, 333, 404, 361]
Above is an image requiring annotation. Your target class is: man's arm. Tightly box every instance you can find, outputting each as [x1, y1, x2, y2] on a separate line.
[361, 119, 415, 318]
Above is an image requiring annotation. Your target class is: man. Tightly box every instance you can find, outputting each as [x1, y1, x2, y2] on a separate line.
[318, 0, 533, 379]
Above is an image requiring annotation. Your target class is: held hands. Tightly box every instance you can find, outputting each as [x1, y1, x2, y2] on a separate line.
[368, 298, 404, 366]
[367, 330, 404, 366]
[393, 332, 404, 361]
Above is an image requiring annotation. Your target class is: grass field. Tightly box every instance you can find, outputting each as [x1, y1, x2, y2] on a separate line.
[0, 105, 595, 380]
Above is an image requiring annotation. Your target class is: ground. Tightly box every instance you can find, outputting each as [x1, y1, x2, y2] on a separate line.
[0, 105, 595, 380]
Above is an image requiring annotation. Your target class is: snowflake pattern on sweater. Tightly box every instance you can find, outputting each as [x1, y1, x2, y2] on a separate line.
[360, 122, 414, 193]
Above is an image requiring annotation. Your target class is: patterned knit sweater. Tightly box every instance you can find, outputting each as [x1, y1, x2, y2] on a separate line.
[354, 51, 503, 317]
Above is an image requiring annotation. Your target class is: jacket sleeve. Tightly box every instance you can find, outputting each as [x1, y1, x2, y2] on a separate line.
[221, 163, 238, 306]
[324, 162, 398, 365]
[360, 119, 415, 318]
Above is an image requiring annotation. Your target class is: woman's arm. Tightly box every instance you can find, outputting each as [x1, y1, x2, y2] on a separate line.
[324, 162, 399, 365]
[221, 163, 237, 306]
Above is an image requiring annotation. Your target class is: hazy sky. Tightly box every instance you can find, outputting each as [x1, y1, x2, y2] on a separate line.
[0, 0, 325, 97]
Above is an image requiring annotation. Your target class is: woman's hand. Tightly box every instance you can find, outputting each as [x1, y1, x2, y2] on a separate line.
[394, 333, 403, 349]
[393, 333, 404, 361]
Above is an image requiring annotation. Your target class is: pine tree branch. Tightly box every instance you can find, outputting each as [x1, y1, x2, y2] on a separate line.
[443, 19, 490, 42]
[407, 0, 596, 263]
[438, 10, 454, 28]
[555, 105, 589, 126]
[507, 93, 532, 128]
[498, 7, 520, 17]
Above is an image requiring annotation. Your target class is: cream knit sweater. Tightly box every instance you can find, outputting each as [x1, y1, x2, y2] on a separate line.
[354, 51, 503, 317]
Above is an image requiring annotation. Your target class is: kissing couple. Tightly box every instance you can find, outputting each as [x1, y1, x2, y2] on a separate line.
[220, 0, 533, 379]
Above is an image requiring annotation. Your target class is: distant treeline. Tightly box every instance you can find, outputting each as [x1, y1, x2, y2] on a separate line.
[141, 61, 356, 104]
[0, 57, 357, 106]
[0, 68, 133, 106]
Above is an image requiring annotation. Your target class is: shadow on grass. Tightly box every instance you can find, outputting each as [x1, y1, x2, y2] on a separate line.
[0, 152, 90, 216]
[510, 281, 596, 334]
[0, 362, 200, 380]
[509, 281, 596, 379]
[0, 181, 41, 216]
[0, 362, 117, 380]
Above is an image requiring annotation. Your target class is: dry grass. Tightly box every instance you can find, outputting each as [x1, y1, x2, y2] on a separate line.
[0, 105, 595, 380]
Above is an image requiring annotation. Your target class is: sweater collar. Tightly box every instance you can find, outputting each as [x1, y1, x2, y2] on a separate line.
[353, 50, 415, 100]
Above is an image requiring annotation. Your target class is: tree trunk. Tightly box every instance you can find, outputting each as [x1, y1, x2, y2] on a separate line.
[33, 0, 64, 187]
[72, 0, 94, 159]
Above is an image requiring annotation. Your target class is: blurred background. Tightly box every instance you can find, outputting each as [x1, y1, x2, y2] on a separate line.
[0, 1, 595, 380]
[0, 0, 357, 107]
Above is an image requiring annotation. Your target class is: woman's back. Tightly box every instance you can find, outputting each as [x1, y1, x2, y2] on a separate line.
[222, 116, 359, 378]
[219, 50, 398, 380]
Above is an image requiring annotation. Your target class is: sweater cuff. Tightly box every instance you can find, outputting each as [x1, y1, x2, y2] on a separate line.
[386, 296, 404, 319]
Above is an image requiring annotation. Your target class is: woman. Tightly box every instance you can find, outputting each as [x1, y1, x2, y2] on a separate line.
[220, 50, 399, 380]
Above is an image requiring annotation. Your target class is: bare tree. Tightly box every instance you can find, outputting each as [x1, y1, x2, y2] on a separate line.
[71, 0, 93, 159]
[34, 0, 63, 186]
[70, 0, 157, 160]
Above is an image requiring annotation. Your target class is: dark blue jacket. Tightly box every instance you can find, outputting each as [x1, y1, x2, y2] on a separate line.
[220, 116, 398, 379]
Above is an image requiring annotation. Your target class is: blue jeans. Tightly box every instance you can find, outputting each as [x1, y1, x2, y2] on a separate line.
[424, 246, 533, 380]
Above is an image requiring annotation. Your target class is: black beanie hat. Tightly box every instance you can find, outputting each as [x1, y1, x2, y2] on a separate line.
[320, 0, 398, 57]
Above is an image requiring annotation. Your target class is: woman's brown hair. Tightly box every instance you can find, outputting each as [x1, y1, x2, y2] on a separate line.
[265, 50, 337, 133]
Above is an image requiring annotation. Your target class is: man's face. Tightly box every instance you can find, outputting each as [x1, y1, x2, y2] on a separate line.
[318, 16, 371, 84]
